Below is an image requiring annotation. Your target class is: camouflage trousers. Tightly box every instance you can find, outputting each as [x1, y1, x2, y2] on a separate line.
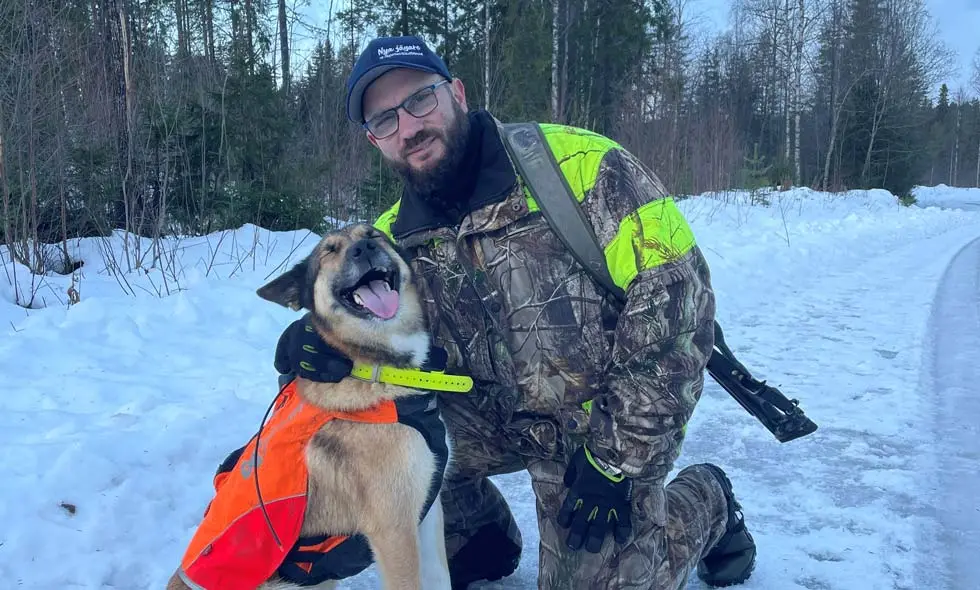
[438, 394, 731, 590]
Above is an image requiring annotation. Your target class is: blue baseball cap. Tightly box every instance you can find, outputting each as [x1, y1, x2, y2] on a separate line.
[345, 35, 452, 124]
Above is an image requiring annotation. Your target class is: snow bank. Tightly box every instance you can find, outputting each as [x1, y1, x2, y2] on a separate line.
[1, 224, 322, 325]
[911, 184, 980, 210]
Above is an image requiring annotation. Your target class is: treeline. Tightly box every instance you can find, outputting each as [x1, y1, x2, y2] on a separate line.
[1, 0, 978, 275]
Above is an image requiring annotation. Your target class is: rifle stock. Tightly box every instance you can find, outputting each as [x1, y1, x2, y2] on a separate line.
[706, 322, 818, 443]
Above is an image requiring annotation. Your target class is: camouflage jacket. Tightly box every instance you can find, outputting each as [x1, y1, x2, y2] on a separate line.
[374, 110, 716, 482]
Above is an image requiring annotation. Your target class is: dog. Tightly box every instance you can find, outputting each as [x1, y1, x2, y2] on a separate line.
[167, 223, 455, 590]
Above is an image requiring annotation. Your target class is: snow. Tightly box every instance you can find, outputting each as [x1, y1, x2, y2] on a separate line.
[920, 229, 980, 590]
[912, 184, 980, 211]
[2, 185, 979, 589]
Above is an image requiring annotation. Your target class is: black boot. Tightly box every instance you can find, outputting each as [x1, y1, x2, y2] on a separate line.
[449, 522, 521, 590]
[696, 464, 756, 587]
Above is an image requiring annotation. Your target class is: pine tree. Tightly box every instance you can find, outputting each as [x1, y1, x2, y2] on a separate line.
[741, 142, 773, 192]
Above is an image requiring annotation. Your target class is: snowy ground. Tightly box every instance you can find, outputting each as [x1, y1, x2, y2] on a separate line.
[1, 184, 979, 589]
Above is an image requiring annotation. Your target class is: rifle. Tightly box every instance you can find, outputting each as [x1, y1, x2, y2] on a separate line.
[499, 121, 818, 444]
[706, 321, 817, 442]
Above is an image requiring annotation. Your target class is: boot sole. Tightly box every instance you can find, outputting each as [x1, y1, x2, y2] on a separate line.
[698, 563, 756, 587]
[451, 553, 520, 590]
[697, 543, 756, 587]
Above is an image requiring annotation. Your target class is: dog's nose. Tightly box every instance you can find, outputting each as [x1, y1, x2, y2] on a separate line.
[349, 238, 377, 260]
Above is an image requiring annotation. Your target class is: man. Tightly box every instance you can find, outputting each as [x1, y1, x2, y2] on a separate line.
[276, 35, 756, 590]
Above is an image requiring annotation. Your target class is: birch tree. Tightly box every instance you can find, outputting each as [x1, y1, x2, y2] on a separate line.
[789, 0, 823, 185]
[2, 0, 979, 295]
[484, 2, 492, 110]
[551, 0, 560, 121]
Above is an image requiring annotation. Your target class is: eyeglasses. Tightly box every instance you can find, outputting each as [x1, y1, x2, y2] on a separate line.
[363, 79, 451, 139]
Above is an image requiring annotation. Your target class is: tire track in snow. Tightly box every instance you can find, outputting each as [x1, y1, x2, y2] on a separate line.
[677, 222, 980, 590]
[919, 236, 980, 590]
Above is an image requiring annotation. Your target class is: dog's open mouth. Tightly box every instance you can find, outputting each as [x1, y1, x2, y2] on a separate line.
[340, 267, 400, 320]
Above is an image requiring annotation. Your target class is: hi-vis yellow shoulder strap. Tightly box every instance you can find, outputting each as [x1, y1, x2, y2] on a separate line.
[349, 363, 474, 393]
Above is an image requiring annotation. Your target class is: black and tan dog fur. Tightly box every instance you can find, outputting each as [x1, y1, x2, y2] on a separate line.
[167, 223, 452, 590]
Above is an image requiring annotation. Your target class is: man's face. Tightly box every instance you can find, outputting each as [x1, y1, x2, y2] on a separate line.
[363, 68, 469, 195]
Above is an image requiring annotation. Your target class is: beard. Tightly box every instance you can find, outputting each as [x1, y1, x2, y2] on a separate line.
[385, 99, 470, 205]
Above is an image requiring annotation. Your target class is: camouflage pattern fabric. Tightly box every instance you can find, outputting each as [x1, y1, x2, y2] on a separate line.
[532, 461, 730, 590]
[382, 122, 727, 588]
[435, 389, 526, 560]
[437, 386, 731, 589]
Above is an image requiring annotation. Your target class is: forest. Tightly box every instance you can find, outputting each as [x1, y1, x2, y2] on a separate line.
[1, 0, 978, 277]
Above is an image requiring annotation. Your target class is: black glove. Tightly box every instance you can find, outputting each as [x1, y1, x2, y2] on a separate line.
[556, 445, 633, 553]
[274, 313, 450, 382]
[274, 313, 353, 383]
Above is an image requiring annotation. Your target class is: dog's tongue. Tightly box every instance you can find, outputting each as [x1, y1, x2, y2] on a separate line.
[355, 280, 399, 319]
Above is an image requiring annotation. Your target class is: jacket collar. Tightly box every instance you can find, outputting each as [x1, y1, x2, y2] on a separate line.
[389, 109, 517, 240]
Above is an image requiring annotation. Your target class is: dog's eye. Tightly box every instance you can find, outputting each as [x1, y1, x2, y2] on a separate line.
[323, 242, 338, 254]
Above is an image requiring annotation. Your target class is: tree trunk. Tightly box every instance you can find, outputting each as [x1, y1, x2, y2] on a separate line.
[823, 75, 860, 192]
[575, 0, 590, 124]
[152, 128, 170, 269]
[586, 9, 601, 129]
[174, 0, 187, 57]
[113, 0, 135, 267]
[203, 0, 216, 64]
[483, 2, 491, 110]
[443, 0, 451, 68]
[26, 42, 41, 286]
[0, 125, 12, 265]
[951, 104, 960, 184]
[783, 0, 791, 173]
[279, 0, 290, 93]
[793, 0, 807, 185]
[821, 2, 840, 191]
[551, 0, 560, 121]
[861, 82, 888, 186]
[244, 0, 255, 74]
[561, 0, 569, 123]
[975, 140, 979, 187]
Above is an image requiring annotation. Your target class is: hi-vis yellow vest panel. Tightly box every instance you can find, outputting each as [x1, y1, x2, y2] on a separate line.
[373, 123, 696, 293]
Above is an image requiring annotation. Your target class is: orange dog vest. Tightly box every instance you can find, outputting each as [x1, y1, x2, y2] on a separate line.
[178, 380, 403, 589]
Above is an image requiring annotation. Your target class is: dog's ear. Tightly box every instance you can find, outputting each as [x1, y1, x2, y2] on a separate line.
[257, 258, 309, 310]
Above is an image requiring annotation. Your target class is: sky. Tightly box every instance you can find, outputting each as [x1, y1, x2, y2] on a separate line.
[919, 0, 980, 93]
[695, 0, 980, 96]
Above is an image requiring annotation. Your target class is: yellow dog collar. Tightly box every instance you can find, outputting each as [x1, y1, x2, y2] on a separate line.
[349, 363, 473, 393]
